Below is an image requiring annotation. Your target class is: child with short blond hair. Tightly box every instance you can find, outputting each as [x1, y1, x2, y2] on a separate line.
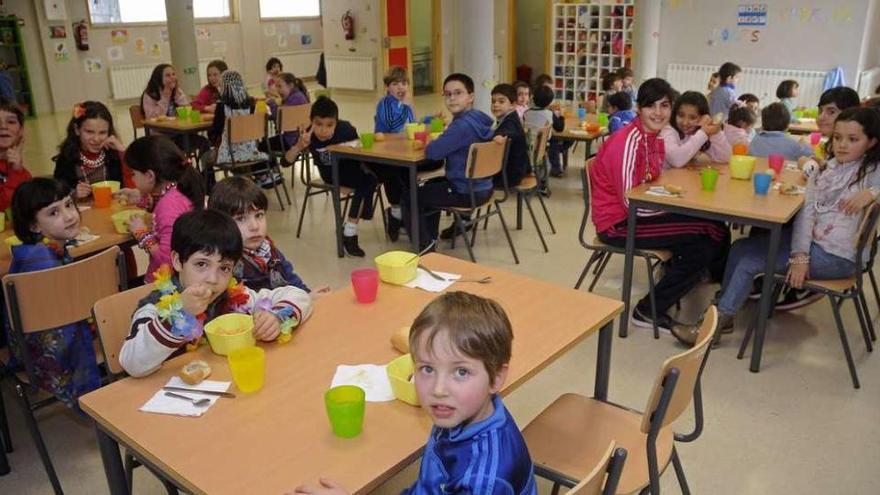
[375, 66, 415, 133]
[294, 291, 537, 494]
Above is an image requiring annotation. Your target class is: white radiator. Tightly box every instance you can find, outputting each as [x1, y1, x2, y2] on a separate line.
[326, 56, 376, 91]
[665, 63, 827, 108]
[857, 67, 880, 98]
[269, 50, 323, 80]
[110, 59, 221, 100]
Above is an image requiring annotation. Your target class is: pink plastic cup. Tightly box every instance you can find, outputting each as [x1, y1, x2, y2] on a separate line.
[768, 154, 785, 175]
[414, 131, 429, 144]
[809, 132, 822, 146]
[351, 268, 379, 303]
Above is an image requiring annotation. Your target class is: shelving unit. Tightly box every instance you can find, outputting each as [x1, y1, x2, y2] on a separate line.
[0, 16, 34, 117]
[550, 1, 634, 105]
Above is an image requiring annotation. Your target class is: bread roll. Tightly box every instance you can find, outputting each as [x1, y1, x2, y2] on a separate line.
[391, 326, 411, 353]
[374, 132, 386, 141]
[180, 360, 211, 385]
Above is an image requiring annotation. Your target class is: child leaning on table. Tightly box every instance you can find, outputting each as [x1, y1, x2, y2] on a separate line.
[293, 291, 537, 495]
[207, 176, 330, 296]
[119, 209, 313, 377]
[660, 90, 731, 168]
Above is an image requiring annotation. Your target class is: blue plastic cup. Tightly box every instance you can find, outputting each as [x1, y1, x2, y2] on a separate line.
[577, 108, 586, 120]
[753, 173, 772, 195]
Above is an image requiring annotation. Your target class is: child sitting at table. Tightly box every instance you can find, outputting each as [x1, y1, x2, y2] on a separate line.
[119, 209, 313, 377]
[599, 71, 623, 114]
[208, 176, 329, 295]
[263, 72, 310, 153]
[117, 135, 205, 283]
[523, 85, 565, 177]
[607, 91, 637, 134]
[660, 91, 731, 168]
[723, 103, 757, 147]
[191, 59, 227, 114]
[749, 103, 813, 160]
[292, 291, 537, 495]
[402, 73, 494, 248]
[285, 96, 377, 257]
[264, 57, 283, 99]
[706, 72, 720, 95]
[777, 79, 800, 123]
[374, 66, 416, 134]
[141, 64, 190, 120]
[708, 62, 741, 119]
[618, 67, 637, 105]
[490, 83, 530, 188]
[5, 178, 100, 410]
[53, 101, 130, 199]
[514, 81, 530, 120]
[738, 93, 760, 113]
[0, 97, 31, 213]
[688, 107, 880, 344]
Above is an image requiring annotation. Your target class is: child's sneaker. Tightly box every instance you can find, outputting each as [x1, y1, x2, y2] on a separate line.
[775, 287, 822, 311]
[342, 235, 365, 257]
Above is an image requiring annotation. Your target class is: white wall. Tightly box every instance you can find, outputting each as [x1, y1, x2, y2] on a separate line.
[515, 0, 546, 80]
[858, 0, 880, 74]
[320, 0, 383, 93]
[656, 0, 870, 85]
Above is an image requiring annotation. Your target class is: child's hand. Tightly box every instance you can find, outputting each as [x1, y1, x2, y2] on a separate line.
[76, 181, 92, 199]
[102, 135, 125, 152]
[840, 190, 875, 214]
[252, 310, 281, 341]
[181, 284, 214, 316]
[289, 478, 350, 495]
[6, 136, 23, 170]
[786, 261, 809, 289]
[492, 135, 506, 144]
[699, 115, 721, 136]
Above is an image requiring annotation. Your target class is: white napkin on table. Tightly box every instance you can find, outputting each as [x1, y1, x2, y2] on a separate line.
[331, 365, 394, 402]
[139, 377, 232, 417]
[645, 186, 681, 197]
[403, 267, 461, 292]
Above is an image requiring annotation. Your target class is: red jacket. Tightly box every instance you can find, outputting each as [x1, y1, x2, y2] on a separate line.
[589, 118, 666, 233]
[0, 158, 32, 212]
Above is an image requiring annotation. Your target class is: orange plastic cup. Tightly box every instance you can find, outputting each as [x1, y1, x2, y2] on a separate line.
[93, 186, 113, 208]
[732, 143, 749, 156]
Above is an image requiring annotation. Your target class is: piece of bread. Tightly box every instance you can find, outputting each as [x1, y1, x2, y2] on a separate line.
[391, 326, 411, 353]
[374, 132, 386, 141]
[180, 360, 212, 385]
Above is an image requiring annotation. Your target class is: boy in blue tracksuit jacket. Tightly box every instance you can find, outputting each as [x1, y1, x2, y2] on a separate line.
[748, 102, 813, 161]
[375, 66, 416, 133]
[294, 292, 537, 495]
[403, 73, 495, 249]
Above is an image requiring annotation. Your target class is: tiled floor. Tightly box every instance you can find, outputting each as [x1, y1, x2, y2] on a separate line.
[2, 91, 879, 494]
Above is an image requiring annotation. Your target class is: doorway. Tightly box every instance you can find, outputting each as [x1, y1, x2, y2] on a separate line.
[408, 0, 439, 95]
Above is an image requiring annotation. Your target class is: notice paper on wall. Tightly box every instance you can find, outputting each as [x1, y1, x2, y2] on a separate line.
[134, 37, 146, 54]
[84, 58, 104, 73]
[737, 4, 768, 27]
[107, 46, 123, 62]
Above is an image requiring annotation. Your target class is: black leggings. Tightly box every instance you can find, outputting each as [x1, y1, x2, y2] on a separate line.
[318, 161, 377, 220]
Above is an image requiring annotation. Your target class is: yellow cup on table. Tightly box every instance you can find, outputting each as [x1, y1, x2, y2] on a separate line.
[227, 346, 265, 393]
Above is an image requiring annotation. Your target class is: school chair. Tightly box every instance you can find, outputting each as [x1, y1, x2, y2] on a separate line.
[523, 307, 719, 495]
[512, 123, 556, 254]
[92, 284, 180, 495]
[129, 105, 146, 139]
[565, 442, 627, 495]
[2, 246, 126, 495]
[216, 112, 292, 210]
[738, 203, 880, 389]
[576, 162, 672, 339]
[276, 104, 313, 193]
[438, 137, 519, 264]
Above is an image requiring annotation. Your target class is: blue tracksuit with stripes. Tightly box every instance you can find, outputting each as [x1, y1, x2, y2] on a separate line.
[375, 93, 416, 133]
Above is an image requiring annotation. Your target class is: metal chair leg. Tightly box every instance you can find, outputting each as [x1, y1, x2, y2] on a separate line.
[495, 202, 520, 264]
[15, 385, 63, 494]
[671, 446, 692, 495]
[124, 452, 136, 494]
[646, 257, 661, 339]
[0, 381, 12, 453]
[550, 482, 561, 495]
[454, 212, 477, 262]
[588, 252, 612, 292]
[522, 193, 549, 253]
[869, 269, 880, 317]
[536, 191, 557, 234]
[295, 186, 312, 238]
[829, 296, 861, 389]
[858, 286, 878, 342]
[575, 251, 602, 290]
[852, 290, 873, 352]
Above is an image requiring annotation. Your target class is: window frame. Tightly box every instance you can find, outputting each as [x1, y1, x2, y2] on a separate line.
[85, 0, 235, 27]
[257, 0, 321, 20]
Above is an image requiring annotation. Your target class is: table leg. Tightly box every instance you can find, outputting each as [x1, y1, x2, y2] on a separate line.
[0, 442, 9, 476]
[594, 320, 614, 401]
[182, 133, 192, 156]
[619, 206, 637, 338]
[516, 193, 523, 230]
[95, 425, 128, 495]
[409, 166, 420, 252]
[750, 224, 782, 372]
[331, 154, 344, 258]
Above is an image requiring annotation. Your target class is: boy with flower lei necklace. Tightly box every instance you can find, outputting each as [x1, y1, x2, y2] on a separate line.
[120, 209, 313, 377]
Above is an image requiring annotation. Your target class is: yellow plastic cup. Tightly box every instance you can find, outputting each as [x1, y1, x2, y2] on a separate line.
[227, 346, 265, 393]
[405, 123, 419, 140]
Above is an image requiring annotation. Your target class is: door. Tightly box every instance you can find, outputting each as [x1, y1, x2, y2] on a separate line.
[382, 0, 412, 73]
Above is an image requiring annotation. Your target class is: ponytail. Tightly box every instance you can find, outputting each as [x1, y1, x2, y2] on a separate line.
[278, 72, 310, 101]
[176, 163, 206, 211]
[125, 135, 205, 209]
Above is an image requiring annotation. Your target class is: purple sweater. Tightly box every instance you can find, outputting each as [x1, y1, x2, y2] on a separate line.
[269, 91, 309, 149]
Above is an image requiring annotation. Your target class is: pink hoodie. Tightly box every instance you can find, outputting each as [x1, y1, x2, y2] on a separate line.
[659, 125, 732, 169]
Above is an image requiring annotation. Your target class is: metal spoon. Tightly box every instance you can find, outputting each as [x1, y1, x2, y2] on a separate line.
[164, 391, 211, 407]
[405, 239, 437, 264]
[418, 264, 492, 284]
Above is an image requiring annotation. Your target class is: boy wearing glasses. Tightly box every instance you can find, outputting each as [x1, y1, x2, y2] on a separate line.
[402, 73, 494, 249]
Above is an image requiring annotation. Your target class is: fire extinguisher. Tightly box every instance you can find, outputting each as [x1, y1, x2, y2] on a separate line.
[73, 20, 89, 51]
[342, 10, 354, 40]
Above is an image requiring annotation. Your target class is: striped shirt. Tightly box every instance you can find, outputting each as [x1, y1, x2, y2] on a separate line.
[375, 93, 415, 133]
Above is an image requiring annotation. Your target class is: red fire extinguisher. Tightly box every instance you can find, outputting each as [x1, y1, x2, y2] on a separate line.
[73, 20, 89, 51]
[342, 10, 355, 40]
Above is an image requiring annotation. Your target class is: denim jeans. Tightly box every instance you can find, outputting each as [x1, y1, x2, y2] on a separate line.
[717, 233, 856, 315]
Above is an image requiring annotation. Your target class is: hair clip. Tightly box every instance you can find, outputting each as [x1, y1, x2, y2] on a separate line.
[72, 103, 85, 119]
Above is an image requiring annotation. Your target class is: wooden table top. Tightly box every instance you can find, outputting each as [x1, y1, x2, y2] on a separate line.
[79, 253, 623, 495]
[789, 119, 819, 135]
[627, 158, 805, 224]
[555, 116, 607, 141]
[0, 202, 137, 276]
[328, 132, 427, 164]
[143, 117, 214, 133]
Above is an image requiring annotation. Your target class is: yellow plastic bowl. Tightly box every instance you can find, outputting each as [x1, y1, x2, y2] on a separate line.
[204, 313, 256, 356]
[374, 250, 418, 285]
[387, 353, 419, 406]
[4, 235, 21, 252]
[729, 155, 757, 180]
[110, 209, 145, 234]
[430, 132, 442, 140]
[92, 180, 121, 193]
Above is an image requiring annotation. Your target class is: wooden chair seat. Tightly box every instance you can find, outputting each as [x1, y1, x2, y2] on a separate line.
[449, 196, 493, 212]
[216, 158, 269, 171]
[591, 237, 673, 263]
[524, 394, 675, 495]
[417, 168, 445, 181]
[515, 174, 539, 191]
[802, 277, 857, 294]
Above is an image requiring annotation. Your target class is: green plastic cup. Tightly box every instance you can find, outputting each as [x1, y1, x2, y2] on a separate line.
[360, 133, 375, 149]
[189, 110, 201, 124]
[430, 117, 444, 133]
[700, 167, 719, 191]
[325, 385, 366, 438]
[176, 106, 188, 120]
[597, 112, 609, 127]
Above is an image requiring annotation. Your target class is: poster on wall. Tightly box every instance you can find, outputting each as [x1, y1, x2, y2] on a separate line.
[107, 46, 124, 62]
[134, 37, 146, 54]
[196, 26, 211, 40]
[301, 34, 312, 46]
[53, 42, 69, 62]
[263, 24, 276, 37]
[84, 58, 104, 73]
[111, 29, 129, 44]
[160, 28, 169, 43]
[149, 43, 161, 58]
[737, 4, 767, 27]
[49, 25, 66, 39]
[44, 0, 68, 21]
[278, 34, 288, 48]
